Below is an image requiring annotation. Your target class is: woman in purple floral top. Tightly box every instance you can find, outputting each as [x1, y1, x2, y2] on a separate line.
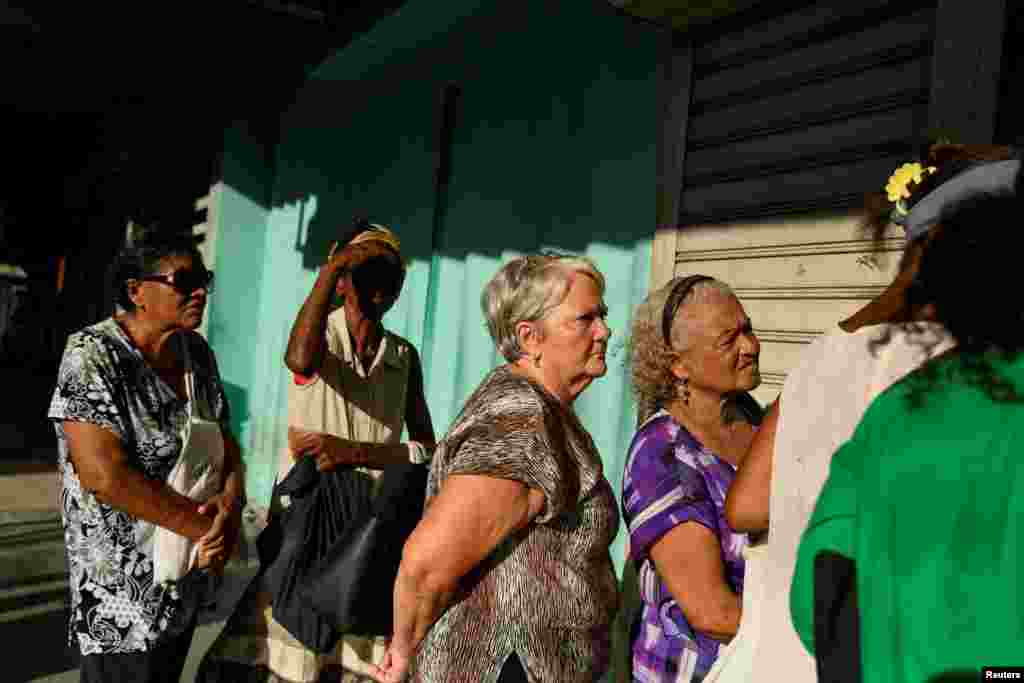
[623, 276, 763, 682]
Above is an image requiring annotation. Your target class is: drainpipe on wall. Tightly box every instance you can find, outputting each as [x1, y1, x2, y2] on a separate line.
[420, 83, 461, 379]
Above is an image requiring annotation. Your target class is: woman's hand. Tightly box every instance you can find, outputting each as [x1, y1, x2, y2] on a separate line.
[194, 508, 229, 573]
[368, 642, 412, 683]
[195, 535, 226, 572]
[197, 490, 242, 561]
[63, 421, 224, 543]
[288, 427, 362, 471]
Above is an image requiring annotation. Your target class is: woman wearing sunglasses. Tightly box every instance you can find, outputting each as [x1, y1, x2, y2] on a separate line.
[48, 231, 242, 683]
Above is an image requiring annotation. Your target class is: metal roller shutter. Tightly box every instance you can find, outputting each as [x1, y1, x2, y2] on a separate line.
[666, 1, 939, 405]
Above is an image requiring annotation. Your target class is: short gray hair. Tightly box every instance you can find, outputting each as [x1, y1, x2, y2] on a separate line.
[482, 253, 606, 362]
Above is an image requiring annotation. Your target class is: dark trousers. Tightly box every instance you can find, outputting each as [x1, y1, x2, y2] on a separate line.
[498, 652, 529, 683]
[79, 623, 196, 683]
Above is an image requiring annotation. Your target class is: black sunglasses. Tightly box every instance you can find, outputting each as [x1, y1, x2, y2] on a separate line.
[661, 274, 713, 347]
[139, 268, 215, 295]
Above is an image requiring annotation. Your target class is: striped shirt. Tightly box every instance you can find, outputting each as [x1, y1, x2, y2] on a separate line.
[622, 410, 747, 682]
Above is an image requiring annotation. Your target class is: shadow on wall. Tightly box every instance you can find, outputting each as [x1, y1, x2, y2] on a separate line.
[278, 0, 659, 268]
[223, 380, 250, 448]
[218, 9, 657, 645]
[275, 65, 656, 427]
[217, 5, 657, 681]
[277, 77, 441, 277]
[299, 199, 342, 271]
[287, 79, 656, 266]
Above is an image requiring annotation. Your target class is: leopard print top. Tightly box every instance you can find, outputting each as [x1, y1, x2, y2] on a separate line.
[413, 365, 620, 683]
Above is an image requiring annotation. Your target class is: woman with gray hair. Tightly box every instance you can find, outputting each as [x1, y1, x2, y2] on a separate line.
[369, 253, 619, 683]
[622, 276, 762, 683]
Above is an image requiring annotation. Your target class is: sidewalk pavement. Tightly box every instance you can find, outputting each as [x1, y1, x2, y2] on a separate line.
[1, 459, 72, 682]
[0, 460, 61, 513]
[31, 554, 261, 683]
[0, 459, 266, 683]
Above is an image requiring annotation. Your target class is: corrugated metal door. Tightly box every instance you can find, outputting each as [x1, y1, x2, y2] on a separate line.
[664, 1, 939, 405]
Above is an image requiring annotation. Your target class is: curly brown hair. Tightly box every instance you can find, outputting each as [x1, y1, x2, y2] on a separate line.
[628, 278, 734, 422]
[629, 314, 677, 423]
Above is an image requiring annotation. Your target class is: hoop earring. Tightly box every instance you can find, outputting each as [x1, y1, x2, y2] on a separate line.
[679, 377, 691, 406]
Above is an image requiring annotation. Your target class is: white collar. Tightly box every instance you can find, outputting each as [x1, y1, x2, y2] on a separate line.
[328, 310, 406, 378]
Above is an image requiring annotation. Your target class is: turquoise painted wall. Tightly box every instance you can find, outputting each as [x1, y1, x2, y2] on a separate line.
[206, 119, 273, 474]
[235, 82, 442, 507]
[211, 6, 656, 674]
[214, 0, 658, 526]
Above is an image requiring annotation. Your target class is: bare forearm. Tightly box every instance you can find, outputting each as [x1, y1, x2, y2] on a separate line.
[726, 400, 778, 532]
[672, 585, 741, 643]
[702, 591, 742, 642]
[726, 454, 771, 532]
[284, 265, 342, 375]
[381, 475, 542, 674]
[652, 523, 745, 645]
[220, 436, 245, 501]
[91, 463, 211, 542]
[390, 566, 456, 658]
[220, 465, 245, 515]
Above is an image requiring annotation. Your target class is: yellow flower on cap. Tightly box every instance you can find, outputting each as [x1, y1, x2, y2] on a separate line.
[885, 162, 937, 203]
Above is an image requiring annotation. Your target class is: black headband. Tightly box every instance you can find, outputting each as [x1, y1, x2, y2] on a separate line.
[661, 275, 714, 347]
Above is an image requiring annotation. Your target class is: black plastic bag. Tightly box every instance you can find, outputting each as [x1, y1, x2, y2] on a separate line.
[257, 456, 374, 653]
[163, 567, 218, 640]
[299, 461, 428, 636]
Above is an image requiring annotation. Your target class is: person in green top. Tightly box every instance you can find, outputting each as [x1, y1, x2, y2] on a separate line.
[790, 187, 1024, 681]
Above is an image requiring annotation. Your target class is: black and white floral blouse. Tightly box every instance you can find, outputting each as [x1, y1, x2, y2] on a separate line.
[47, 317, 229, 655]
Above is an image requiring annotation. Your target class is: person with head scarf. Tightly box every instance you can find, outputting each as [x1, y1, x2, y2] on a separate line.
[716, 144, 1017, 682]
[790, 165, 1024, 683]
[199, 218, 436, 683]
